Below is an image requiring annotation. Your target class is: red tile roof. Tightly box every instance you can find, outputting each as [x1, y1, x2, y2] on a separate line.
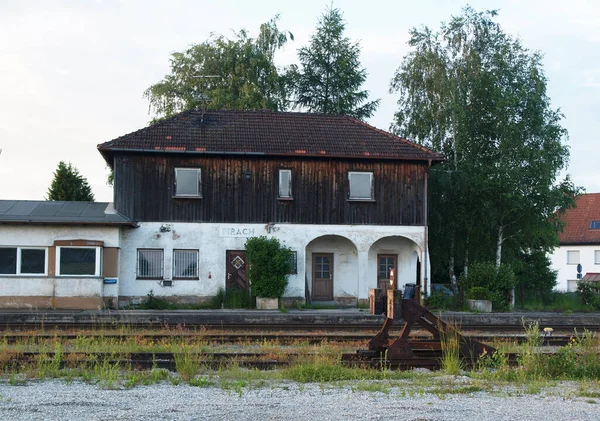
[98, 110, 443, 163]
[558, 193, 600, 245]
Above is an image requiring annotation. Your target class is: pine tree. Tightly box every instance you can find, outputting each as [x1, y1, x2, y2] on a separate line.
[46, 161, 95, 202]
[288, 6, 379, 120]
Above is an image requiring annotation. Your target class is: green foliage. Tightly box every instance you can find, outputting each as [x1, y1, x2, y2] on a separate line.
[390, 6, 579, 282]
[245, 236, 292, 298]
[466, 287, 491, 301]
[139, 290, 174, 310]
[516, 291, 585, 312]
[459, 262, 515, 310]
[211, 287, 254, 309]
[287, 6, 379, 120]
[577, 282, 600, 309]
[144, 16, 292, 119]
[46, 161, 94, 202]
[512, 250, 558, 303]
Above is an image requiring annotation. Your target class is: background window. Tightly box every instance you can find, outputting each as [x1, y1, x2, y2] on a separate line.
[278, 169, 292, 198]
[59, 247, 98, 276]
[288, 251, 297, 274]
[590, 221, 600, 229]
[0, 247, 46, 275]
[175, 168, 202, 197]
[567, 250, 580, 265]
[173, 250, 199, 279]
[137, 249, 164, 279]
[20, 249, 46, 274]
[595, 250, 600, 265]
[0, 248, 17, 274]
[348, 171, 373, 200]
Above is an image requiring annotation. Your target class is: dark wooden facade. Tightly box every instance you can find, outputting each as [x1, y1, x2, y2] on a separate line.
[114, 153, 428, 226]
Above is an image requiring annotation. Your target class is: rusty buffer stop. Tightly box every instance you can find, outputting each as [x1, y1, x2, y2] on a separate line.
[360, 270, 496, 369]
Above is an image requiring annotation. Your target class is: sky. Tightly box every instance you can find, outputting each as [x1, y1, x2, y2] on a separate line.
[0, 0, 599, 202]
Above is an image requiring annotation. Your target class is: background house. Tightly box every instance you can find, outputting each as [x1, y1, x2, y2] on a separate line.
[0, 201, 136, 309]
[550, 193, 600, 291]
[99, 110, 442, 307]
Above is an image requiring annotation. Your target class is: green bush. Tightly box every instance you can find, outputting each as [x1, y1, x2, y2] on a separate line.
[459, 262, 515, 311]
[245, 236, 292, 298]
[139, 290, 174, 310]
[211, 287, 254, 309]
[577, 282, 600, 309]
[467, 286, 491, 300]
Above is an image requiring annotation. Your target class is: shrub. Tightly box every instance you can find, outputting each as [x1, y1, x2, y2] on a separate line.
[459, 262, 515, 311]
[467, 286, 491, 300]
[139, 290, 173, 310]
[577, 282, 600, 309]
[245, 236, 292, 298]
[211, 287, 254, 309]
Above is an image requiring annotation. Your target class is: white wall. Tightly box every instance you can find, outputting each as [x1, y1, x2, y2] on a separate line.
[550, 244, 600, 291]
[0, 225, 120, 300]
[119, 222, 428, 301]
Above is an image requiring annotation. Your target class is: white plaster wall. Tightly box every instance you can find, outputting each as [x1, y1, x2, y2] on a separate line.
[119, 222, 428, 300]
[0, 226, 120, 248]
[0, 225, 120, 299]
[550, 245, 600, 291]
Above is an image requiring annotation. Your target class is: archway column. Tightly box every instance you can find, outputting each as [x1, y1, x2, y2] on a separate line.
[357, 250, 370, 301]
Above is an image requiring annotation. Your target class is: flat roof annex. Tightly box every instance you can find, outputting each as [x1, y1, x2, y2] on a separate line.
[97, 110, 444, 165]
[0, 200, 137, 227]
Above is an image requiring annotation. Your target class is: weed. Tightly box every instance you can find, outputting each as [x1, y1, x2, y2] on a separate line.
[439, 325, 462, 375]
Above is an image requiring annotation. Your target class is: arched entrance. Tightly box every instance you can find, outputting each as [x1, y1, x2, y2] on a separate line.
[305, 235, 358, 302]
[368, 236, 422, 294]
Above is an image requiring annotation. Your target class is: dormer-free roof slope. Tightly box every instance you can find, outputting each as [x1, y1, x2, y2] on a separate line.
[558, 193, 600, 245]
[98, 110, 443, 164]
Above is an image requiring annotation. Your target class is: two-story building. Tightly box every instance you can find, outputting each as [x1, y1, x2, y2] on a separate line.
[550, 193, 600, 291]
[98, 110, 443, 307]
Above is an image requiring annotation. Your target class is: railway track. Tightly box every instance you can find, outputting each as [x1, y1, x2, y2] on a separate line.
[0, 331, 582, 347]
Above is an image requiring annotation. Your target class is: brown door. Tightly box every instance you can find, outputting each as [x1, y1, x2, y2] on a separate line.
[312, 253, 333, 301]
[378, 254, 397, 291]
[226, 250, 248, 290]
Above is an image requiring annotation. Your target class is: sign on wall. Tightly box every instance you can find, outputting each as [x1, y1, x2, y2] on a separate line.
[219, 225, 258, 238]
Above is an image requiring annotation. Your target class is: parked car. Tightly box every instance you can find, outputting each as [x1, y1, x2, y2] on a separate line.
[431, 284, 455, 296]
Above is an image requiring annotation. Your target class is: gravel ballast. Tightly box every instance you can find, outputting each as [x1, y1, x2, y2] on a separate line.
[1, 380, 598, 421]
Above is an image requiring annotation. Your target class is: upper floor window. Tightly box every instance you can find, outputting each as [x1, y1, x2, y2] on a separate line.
[137, 249, 164, 279]
[0, 247, 47, 275]
[278, 169, 292, 199]
[175, 168, 202, 197]
[591, 221, 600, 229]
[57, 247, 101, 276]
[595, 250, 600, 265]
[567, 250, 580, 265]
[173, 249, 199, 280]
[348, 171, 374, 200]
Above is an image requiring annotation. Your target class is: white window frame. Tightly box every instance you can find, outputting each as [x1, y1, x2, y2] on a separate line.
[595, 250, 600, 265]
[56, 246, 102, 277]
[173, 249, 199, 280]
[174, 167, 202, 198]
[137, 249, 164, 280]
[278, 169, 292, 199]
[566, 250, 580, 265]
[0, 247, 48, 276]
[348, 171, 374, 200]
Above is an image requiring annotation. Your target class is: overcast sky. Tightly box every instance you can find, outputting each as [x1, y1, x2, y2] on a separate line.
[1, 0, 598, 202]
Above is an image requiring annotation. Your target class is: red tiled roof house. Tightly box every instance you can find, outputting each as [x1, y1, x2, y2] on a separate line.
[550, 193, 600, 291]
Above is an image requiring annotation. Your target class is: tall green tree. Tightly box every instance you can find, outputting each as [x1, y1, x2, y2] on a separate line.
[144, 16, 292, 119]
[390, 7, 578, 281]
[47, 161, 95, 202]
[288, 6, 379, 120]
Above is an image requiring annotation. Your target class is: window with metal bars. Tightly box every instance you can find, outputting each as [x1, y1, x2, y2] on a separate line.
[173, 249, 199, 279]
[137, 249, 164, 279]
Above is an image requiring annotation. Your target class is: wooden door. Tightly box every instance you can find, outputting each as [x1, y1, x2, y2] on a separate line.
[312, 253, 333, 301]
[226, 250, 248, 290]
[377, 254, 397, 291]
